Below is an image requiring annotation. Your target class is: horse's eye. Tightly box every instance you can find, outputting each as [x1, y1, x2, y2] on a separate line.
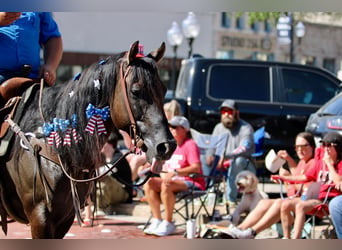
[131, 82, 142, 96]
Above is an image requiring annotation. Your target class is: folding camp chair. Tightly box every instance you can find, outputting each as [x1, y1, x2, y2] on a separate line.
[142, 129, 228, 234]
[172, 129, 229, 222]
[276, 177, 335, 239]
[302, 185, 336, 239]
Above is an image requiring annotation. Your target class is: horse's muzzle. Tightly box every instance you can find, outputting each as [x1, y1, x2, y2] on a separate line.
[156, 139, 176, 160]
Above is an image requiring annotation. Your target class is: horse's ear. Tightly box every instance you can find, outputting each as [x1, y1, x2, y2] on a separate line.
[127, 41, 139, 65]
[147, 42, 165, 63]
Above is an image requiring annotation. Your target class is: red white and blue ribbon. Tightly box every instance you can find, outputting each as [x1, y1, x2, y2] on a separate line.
[85, 104, 110, 135]
[63, 114, 82, 146]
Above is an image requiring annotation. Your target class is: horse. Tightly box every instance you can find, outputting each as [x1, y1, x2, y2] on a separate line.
[0, 41, 176, 238]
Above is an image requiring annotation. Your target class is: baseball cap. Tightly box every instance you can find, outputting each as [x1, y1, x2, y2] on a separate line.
[168, 116, 190, 131]
[320, 132, 342, 145]
[219, 99, 238, 110]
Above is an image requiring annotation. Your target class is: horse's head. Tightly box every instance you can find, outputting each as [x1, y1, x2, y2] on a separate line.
[111, 41, 176, 173]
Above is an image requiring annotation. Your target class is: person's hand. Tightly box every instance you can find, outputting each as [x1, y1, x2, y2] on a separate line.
[0, 12, 21, 26]
[162, 171, 175, 186]
[41, 66, 56, 86]
[271, 175, 284, 184]
[323, 152, 334, 169]
[277, 150, 290, 161]
[206, 155, 214, 166]
[334, 181, 342, 191]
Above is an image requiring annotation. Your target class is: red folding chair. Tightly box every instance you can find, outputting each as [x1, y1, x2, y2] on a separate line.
[273, 175, 336, 239]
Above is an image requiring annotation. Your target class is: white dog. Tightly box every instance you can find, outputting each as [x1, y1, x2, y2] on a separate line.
[230, 170, 268, 225]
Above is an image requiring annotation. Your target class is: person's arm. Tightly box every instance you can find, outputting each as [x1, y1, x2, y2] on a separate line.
[277, 150, 297, 172]
[42, 36, 63, 86]
[324, 154, 342, 185]
[0, 12, 21, 26]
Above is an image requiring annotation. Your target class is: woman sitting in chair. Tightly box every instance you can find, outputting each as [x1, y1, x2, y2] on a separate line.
[143, 116, 206, 237]
[222, 132, 316, 239]
[278, 132, 342, 239]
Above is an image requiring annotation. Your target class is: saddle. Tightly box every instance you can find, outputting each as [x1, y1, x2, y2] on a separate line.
[0, 77, 36, 145]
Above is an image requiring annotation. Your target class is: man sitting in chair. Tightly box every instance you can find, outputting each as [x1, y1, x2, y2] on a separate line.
[143, 116, 206, 237]
[206, 99, 255, 209]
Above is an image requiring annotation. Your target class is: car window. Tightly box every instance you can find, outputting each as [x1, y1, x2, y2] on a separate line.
[321, 93, 342, 115]
[282, 68, 339, 105]
[208, 65, 270, 101]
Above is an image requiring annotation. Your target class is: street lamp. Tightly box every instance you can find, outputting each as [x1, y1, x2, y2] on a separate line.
[277, 13, 306, 63]
[181, 12, 200, 58]
[167, 21, 183, 94]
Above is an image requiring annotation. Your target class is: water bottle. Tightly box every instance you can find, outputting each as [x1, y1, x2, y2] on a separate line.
[301, 187, 308, 201]
[207, 192, 216, 207]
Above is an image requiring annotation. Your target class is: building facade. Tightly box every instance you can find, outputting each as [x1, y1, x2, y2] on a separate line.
[53, 12, 342, 88]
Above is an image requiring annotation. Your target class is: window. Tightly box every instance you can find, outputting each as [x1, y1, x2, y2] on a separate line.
[323, 58, 336, 74]
[208, 65, 270, 102]
[264, 20, 272, 33]
[236, 16, 244, 30]
[251, 21, 259, 32]
[282, 68, 339, 105]
[221, 12, 230, 28]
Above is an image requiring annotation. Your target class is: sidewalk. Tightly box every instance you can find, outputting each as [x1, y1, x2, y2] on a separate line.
[107, 182, 332, 239]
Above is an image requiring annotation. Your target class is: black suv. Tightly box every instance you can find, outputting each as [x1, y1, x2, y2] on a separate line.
[171, 57, 341, 156]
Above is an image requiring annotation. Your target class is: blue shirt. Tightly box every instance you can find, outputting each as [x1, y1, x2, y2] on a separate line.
[0, 12, 61, 79]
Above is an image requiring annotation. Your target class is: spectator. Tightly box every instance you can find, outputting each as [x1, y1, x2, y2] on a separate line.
[279, 132, 342, 239]
[223, 132, 316, 239]
[143, 116, 206, 236]
[206, 99, 255, 208]
[0, 12, 63, 85]
[329, 193, 342, 239]
[96, 132, 133, 214]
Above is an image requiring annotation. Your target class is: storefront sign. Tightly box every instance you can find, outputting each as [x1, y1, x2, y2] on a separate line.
[217, 32, 275, 52]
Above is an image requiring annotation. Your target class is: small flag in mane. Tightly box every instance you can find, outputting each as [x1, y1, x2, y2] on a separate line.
[85, 104, 110, 135]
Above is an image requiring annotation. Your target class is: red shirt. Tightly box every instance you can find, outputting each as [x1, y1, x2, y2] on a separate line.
[163, 138, 206, 190]
[287, 158, 315, 197]
[305, 159, 342, 200]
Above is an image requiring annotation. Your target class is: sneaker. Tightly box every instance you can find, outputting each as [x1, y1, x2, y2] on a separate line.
[153, 220, 176, 236]
[231, 228, 256, 239]
[143, 218, 162, 235]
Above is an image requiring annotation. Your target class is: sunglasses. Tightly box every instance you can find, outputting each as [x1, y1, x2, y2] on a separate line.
[169, 125, 181, 129]
[294, 144, 310, 150]
[220, 109, 234, 116]
[321, 142, 337, 148]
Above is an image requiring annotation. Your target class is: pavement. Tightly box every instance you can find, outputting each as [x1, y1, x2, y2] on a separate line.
[0, 182, 333, 239]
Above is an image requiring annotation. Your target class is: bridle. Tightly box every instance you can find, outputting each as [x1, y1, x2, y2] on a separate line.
[119, 62, 144, 153]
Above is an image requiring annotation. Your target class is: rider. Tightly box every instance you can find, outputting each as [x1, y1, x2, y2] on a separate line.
[0, 12, 63, 92]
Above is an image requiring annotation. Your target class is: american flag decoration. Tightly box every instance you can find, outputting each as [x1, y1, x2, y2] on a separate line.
[64, 114, 82, 146]
[84, 104, 110, 135]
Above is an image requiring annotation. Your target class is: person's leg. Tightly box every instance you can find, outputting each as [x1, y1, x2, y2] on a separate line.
[252, 198, 283, 233]
[238, 199, 274, 230]
[144, 177, 163, 220]
[329, 195, 342, 239]
[280, 197, 299, 239]
[160, 180, 189, 222]
[292, 199, 320, 239]
[226, 156, 256, 203]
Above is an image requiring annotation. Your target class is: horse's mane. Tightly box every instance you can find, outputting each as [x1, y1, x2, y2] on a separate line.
[18, 52, 127, 174]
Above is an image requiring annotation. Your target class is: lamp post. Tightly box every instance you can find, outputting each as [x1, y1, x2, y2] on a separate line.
[181, 12, 200, 58]
[167, 21, 183, 94]
[277, 13, 306, 63]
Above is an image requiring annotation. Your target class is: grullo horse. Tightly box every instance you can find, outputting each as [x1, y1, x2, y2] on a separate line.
[0, 41, 176, 238]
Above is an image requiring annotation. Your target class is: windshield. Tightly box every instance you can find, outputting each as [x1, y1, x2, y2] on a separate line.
[320, 93, 342, 115]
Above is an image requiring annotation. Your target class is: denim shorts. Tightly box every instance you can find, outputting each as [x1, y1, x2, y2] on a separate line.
[184, 180, 201, 190]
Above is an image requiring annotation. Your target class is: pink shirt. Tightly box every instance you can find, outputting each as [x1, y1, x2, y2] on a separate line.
[163, 138, 206, 190]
